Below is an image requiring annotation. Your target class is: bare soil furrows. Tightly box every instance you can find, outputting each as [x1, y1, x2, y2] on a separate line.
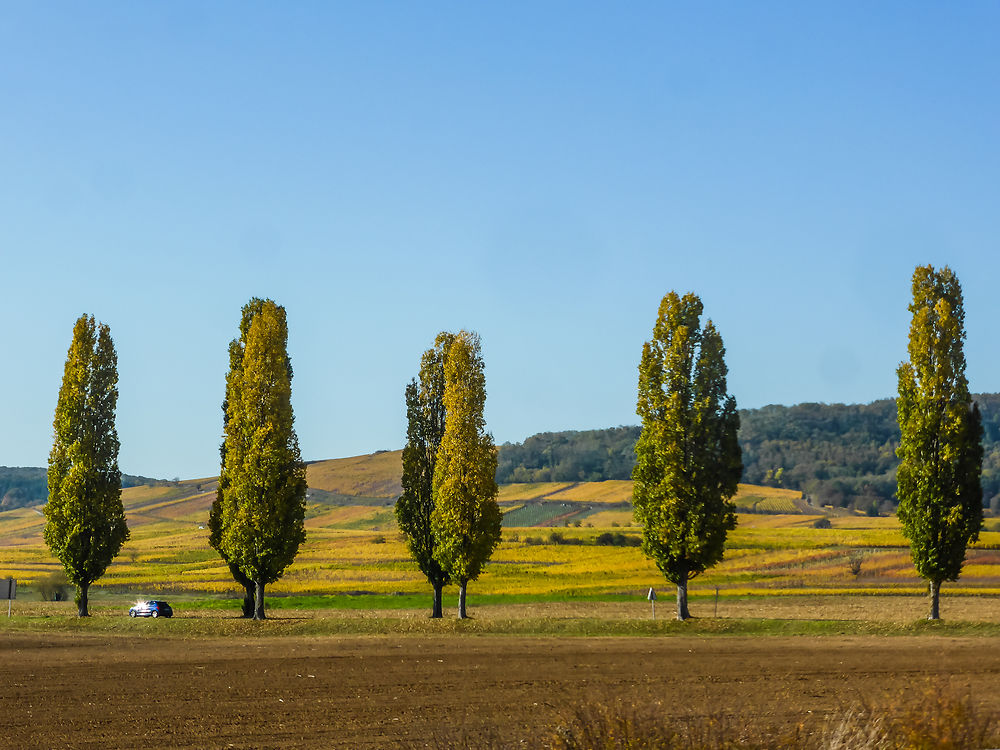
[3, 633, 1000, 748]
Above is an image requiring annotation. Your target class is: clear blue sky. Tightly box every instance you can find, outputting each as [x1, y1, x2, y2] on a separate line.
[2, 3, 998, 479]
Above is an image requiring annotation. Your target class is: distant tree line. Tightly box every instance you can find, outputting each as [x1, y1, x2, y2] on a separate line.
[0, 467, 161, 510]
[496, 427, 640, 484]
[739, 400, 902, 513]
[495, 395, 1000, 513]
[740, 395, 1000, 513]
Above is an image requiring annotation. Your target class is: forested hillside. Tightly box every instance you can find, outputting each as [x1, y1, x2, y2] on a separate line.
[496, 395, 1000, 512]
[496, 427, 640, 484]
[0, 468, 165, 511]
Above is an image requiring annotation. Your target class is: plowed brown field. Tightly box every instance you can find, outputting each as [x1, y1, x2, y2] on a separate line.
[3, 633, 1000, 748]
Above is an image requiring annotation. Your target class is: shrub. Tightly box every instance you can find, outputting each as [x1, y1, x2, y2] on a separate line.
[37, 570, 70, 601]
[848, 550, 865, 577]
[813, 517, 832, 529]
[547, 532, 584, 546]
[595, 532, 641, 547]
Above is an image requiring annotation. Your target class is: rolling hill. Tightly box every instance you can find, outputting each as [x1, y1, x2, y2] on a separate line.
[306, 450, 403, 498]
[0, 449, 809, 554]
[10, 393, 1000, 515]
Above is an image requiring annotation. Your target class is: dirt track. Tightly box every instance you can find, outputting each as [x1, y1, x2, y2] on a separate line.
[3, 632, 1000, 748]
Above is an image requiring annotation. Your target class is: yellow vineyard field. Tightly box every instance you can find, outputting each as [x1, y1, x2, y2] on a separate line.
[581, 509, 635, 527]
[547, 480, 634, 503]
[305, 506, 390, 530]
[731, 484, 803, 513]
[497, 483, 575, 502]
[5, 468, 1000, 601]
[497, 481, 801, 509]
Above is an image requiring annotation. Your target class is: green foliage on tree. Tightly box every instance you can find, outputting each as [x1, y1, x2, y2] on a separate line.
[216, 299, 307, 620]
[209, 298, 269, 617]
[44, 315, 129, 617]
[396, 332, 455, 618]
[430, 330, 502, 619]
[632, 292, 742, 620]
[896, 265, 983, 620]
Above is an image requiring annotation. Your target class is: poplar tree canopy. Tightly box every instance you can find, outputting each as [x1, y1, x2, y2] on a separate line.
[632, 291, 742, 621]
[896, 264, 983, 621]
[430, 330, 502, 619]
[217, 299, 307, 621]
[396, 332, 455, 619]
[209, 297, 271, 618]
[44, 314, 128, 618]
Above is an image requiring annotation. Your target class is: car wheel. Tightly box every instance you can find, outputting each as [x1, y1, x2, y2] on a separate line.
[129, 611, 136, 618]
[151, 611, 158, 618]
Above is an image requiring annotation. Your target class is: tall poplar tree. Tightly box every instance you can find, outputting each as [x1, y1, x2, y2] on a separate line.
[209, 298, 267, 618]
[44, 314, 129, 617]
[396, 332, 455, 618]
[896, 264, 983, 621]
[632, 292, 741, 620]
[430, 330, 502, 619]
[217, 299, 307, 620]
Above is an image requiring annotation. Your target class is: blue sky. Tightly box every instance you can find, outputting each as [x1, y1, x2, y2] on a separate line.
[2, 3, 998, 479]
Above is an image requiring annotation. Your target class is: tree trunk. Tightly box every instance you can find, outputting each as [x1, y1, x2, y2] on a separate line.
[228, 562, 255, 618]
[458, 579, 468, 619]
[676, 575, 690, 621]
[77, 582, 90, 618]
[431, 580, 444, 619]
[242, 581, 255, 619]
[928, 579, 941, 620]
[254, 579, 266, 620]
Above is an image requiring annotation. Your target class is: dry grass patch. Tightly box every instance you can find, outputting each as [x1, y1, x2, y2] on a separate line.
[543, 682, 997, 750]
[305, 451, 402, 497]
[546, 480, 635, 503]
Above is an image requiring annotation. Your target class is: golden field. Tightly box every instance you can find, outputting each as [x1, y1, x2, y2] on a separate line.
[4, 452, 1000, 604]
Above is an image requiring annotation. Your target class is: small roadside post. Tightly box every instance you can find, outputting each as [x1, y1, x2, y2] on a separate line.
[1, 578, 15, 617]
[715, 586, 719, 618]
[647, 587, 657, 620]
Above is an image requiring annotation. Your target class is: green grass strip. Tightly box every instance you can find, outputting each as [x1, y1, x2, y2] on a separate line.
[4, 613, 1000, 639]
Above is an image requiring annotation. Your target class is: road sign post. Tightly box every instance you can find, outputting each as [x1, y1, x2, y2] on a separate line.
[1, 578, 15, 617]
[647, 587, 657, 620]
